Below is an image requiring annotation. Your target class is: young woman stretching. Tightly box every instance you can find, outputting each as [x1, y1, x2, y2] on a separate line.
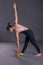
[7, 3, 42, 57]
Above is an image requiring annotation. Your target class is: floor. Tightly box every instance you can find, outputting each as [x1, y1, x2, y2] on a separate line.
[0, 42, 43, 65]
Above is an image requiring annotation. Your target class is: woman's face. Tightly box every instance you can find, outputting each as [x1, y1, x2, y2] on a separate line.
[9, 28, 13, 32]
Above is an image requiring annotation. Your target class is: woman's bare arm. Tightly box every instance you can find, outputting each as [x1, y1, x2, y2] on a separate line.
[13, 3, 18, 24]
[15, 30, 19, 50]
[13, 3, 20, 51]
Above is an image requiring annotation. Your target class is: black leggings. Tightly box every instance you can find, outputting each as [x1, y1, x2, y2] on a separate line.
[20, 29, 41, 53]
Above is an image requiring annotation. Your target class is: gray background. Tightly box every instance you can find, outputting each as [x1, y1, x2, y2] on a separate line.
[0, 0, 43, 42]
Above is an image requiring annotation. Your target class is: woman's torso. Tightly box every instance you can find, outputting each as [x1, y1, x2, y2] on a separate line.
[13, 24, 28, 33]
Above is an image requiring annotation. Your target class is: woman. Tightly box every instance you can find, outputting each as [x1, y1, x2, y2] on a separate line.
[7, 3, 42, 57]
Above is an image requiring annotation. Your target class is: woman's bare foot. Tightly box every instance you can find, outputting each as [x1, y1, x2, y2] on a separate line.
[18, 53, 23, 56]
[35, 53, 42, 57]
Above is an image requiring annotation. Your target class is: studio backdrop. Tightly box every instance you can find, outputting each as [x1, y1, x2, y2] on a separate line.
[0, 0, 43, 42]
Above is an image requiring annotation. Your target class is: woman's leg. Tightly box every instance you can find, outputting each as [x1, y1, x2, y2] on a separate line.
[21, 35, 29, 53]
[29, 29, 41, 53]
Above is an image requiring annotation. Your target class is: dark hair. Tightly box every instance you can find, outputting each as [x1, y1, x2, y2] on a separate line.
[6, 22, 12, 31]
